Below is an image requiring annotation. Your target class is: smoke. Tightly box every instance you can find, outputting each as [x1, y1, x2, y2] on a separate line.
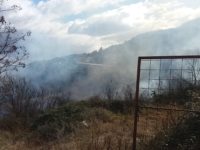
[16, 18, 200, 99]
[69, 18, 200, 98]
[77, 62, 112, 68]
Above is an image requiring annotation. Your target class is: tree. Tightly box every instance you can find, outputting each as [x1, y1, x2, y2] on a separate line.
[0, 0, 30, 75]
[103, 79, 118, 100]
[187, 59, 200, 86]
[123, 84, 133, 101]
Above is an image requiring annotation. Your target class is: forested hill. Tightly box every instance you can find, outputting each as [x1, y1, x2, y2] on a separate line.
[18, 18, 200, 99]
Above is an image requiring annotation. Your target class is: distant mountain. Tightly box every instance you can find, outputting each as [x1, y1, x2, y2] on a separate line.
[18, 18, 200, 99]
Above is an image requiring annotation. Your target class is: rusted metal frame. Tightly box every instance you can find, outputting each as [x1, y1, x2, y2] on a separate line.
[133, 55, 200, 150]
[140, 106, 200, 113]
[133, 57, 141, 150]
[139, 55, 200, 60]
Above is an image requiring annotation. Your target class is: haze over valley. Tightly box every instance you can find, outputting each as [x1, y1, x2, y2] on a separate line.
[17, 18, 200, 99]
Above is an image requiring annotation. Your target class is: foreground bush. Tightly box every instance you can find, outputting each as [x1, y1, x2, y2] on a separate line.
[83, 97, 133, 114]
[145, 113, 200, 150]
[84, 107, 115, 123]
[31, 103, 85, 141]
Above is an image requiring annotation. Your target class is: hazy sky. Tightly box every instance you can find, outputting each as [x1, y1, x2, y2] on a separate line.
[4, 0, 200, 61]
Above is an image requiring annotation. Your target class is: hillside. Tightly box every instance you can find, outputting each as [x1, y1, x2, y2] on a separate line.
[18, 18, 200, 99]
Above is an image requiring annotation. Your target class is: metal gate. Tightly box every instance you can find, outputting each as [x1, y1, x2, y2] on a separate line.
[133, 55, 200, 150]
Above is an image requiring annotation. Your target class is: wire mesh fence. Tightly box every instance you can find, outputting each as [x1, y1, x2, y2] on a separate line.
[133, 56, 200, 150]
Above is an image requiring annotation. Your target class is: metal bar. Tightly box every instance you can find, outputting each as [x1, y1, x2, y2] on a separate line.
[141, 68, 198, 71]
[140, 106, 200, 113]
[169, 59, 173, 93]
[139, 55, 200, 60]
[158, 59, 161, 94]
[148, 60, 151, 96]
[133, 57, 141, 150]
[140, 78, 199, 81]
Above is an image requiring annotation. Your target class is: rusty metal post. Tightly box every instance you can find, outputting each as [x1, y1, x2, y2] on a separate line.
[132, 57, 141, 150]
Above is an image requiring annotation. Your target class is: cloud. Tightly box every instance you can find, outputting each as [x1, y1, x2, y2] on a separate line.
[26, 32, 101, 61]
[2, 0, 200, 61]
[37, 0, 130, 17]
[68, 14, 131, 36]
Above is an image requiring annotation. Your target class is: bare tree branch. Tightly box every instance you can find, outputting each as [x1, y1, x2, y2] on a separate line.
[0, 1, 30, 75]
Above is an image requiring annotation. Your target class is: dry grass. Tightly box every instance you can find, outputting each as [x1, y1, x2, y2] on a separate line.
[0, 104, 185, 150]
[137, 104, 185, 149]
[0, 114, 134, 150]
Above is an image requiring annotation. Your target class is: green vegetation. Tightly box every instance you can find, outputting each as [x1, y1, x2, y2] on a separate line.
[31, 103, 85, 141]
[144, 113, 200, 150]
[142, 83, 200, 150]
[0, 77, 200, 150]
[0, 84, 134, 149]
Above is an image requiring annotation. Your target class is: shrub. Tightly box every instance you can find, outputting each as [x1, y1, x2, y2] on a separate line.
[84, 108, 115, 123]
[145, 113, 200, 150]
[31, 103, 85, 141]
[0, 77, 43, 130]
[85, 98, 133, 114]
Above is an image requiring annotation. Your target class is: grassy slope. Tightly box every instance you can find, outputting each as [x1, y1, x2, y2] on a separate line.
[0, 100, 134, 150]
[0, 100, 200, 150]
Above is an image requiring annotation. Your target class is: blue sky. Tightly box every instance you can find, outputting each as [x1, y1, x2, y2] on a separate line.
[32, 0, 40, 3]
[32, 0, 45, 4]
[4, 0, 200, 61]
